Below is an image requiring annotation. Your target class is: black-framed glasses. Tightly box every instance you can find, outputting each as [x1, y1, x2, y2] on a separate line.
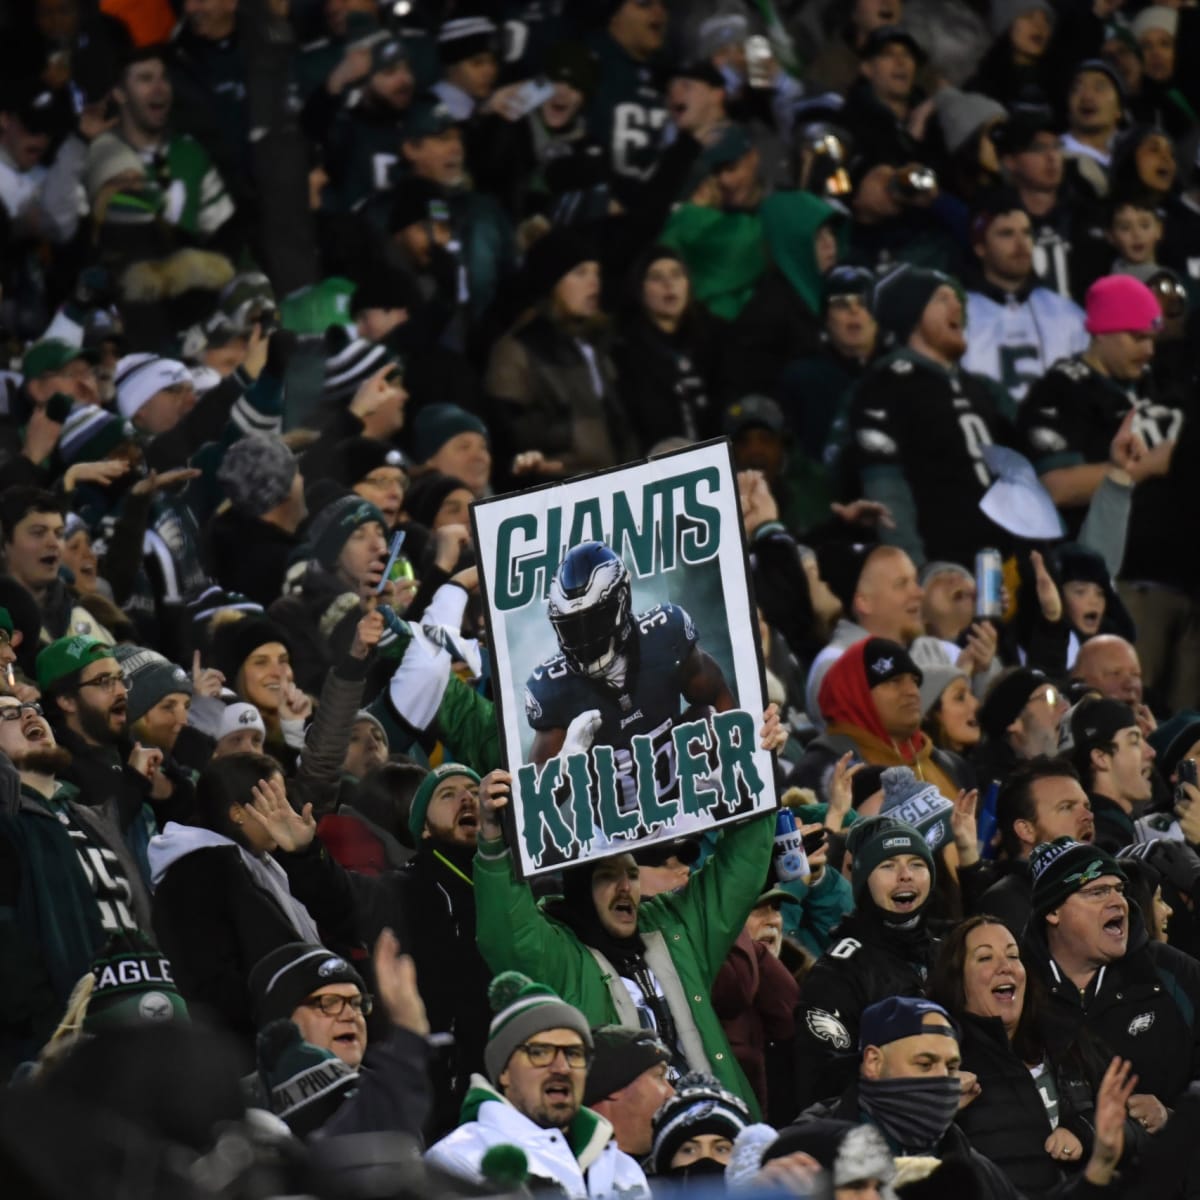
[78, 672, 127, 693]
[517, 1042, 591, 1069]
[300, 993, 373, 1018]
[0, 702, 42, 721]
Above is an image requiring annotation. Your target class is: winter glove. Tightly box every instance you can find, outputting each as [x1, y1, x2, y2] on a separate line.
[1118, 838, 1200, 898]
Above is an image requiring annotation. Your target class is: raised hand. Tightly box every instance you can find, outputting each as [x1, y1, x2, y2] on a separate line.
[1029, 550, 1063, 624]
[131, 467, 202, 497]
[1085, 1058, 1138, 1185]
[951, 788, 981, 866]
[373, 927, 430, 1035]
[478, 768, 512, 842]
[759, 702, 787, 753]
[65, 459, 130, 493]
[351, 609, 385, 659]
[826, 751, 863, 830]
[280, 681, 313, 722]
[244, 773, 316, 852]
[192, 649, 225, 698]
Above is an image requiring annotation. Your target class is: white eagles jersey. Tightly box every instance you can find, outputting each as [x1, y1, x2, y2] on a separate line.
[963, 286, 1089, 406]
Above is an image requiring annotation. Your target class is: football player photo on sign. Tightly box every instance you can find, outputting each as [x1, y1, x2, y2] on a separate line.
[472, 440, 776, 879]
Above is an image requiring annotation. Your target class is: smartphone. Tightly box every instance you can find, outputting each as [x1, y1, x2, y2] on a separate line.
[1177, 757, 1197, 805]
[377, 530, 406, 594]
[45, 392, 72, 423]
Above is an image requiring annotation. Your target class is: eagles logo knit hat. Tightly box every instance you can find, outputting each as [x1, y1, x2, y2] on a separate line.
[649, 1072, 751, 1176]
[879, 766, 954, 851]
[84, 930, 188, 1032]
[248, 943, 367, 1027]
[1030, 836, 1127, 917]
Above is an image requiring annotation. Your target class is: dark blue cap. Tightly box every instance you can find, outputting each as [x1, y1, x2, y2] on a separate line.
[859, 996, 957, 1050]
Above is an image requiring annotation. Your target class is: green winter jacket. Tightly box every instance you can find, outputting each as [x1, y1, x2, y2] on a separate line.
[473, 811, 774, 1113]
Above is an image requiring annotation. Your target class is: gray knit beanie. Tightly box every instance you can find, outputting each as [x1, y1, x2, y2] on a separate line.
[218, 436, 298, 517]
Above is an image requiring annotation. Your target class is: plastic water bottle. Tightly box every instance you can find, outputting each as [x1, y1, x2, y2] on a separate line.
[774, 808, 810, 881]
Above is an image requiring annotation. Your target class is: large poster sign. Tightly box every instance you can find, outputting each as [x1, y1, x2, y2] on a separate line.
[472, 440, 775, 878]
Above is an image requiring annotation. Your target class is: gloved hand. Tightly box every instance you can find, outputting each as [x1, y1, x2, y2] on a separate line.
[562, 709, 601, 757]
[1118, 838, 1200, 898]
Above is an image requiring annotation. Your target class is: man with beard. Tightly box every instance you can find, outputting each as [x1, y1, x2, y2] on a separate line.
[252, 761, 494, 1138]
[110, 45, 236, 243]
[1023, 838, 1200, 1117]
[0, 691, 153, 1074]
[977, 757, 1095, 935]
[37, 636, 171, 885]
[847, 265, 1014, 566]
[972, 667, 1071, 796]
[425, 970, 649, 1197]
[793, 816, 938, 1107]
[962, 197, 1088, 408]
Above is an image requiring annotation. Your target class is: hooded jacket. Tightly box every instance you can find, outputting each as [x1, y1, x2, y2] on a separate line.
[148, 823, 319, 1047]
[473, 812, 774, 1112]
[1022, 901, 1200, 1107]
[425, 1074, 649, 1199]
[814, 640, 960, 800]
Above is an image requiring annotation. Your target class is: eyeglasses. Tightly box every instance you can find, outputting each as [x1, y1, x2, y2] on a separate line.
[300, 993, 373, 1018]
[1077, 883, 1125, 902]
[517, 1042, 591, 1069]
[78, 672, 127, 692]
[0, 702, 43, 721]
[1030, 685, 1059, 709]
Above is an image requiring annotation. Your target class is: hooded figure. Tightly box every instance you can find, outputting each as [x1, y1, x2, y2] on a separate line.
[817, 639, 960, 800]
[613, 244, 726, 448]
[792, 816, 939, 1108]
[727, 191, 848, 395]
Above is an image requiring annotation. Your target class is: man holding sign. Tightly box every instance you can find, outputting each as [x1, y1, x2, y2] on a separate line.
[472, 704, 785, 1117]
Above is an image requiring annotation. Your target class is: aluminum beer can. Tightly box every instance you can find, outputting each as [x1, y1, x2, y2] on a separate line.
[975, 548, 1003, 618]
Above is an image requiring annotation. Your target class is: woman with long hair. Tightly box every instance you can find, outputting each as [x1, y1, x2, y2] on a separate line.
[929, 915, 1142, 1194]
[148, 754, 327, 1050]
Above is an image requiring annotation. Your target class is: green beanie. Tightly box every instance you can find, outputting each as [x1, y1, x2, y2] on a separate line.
[408, 761, 481, 841]
[872, 264, 962, 347]
[36, 635, 114, 694]
[848, 815, 935, 903]
[484, 970, 594, 1084]
[84, 931, 188, 1032]
[306, 494, 388, 572]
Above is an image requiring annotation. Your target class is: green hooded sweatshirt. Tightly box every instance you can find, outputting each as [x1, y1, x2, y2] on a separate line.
[759, 191, 848, 316]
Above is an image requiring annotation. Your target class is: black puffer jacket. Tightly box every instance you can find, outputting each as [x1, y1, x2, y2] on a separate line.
[1023, 906, 1200, 1107]
[954, 1012, 1112, 1195]
[793, 907, 937, 1108]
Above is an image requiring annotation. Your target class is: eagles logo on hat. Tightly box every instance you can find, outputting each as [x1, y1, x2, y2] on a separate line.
[318, 956, 349, 978]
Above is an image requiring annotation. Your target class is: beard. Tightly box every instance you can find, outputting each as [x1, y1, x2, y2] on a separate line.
[77, 696, 123, 745]
[18, 745, 72, 776]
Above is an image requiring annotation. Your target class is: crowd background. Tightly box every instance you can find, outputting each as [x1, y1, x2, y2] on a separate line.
[6, 0, 1200, 1197]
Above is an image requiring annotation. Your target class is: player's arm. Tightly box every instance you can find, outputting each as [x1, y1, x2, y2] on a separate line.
[529, 727, 566, 765]
[679, 646, 736, 712]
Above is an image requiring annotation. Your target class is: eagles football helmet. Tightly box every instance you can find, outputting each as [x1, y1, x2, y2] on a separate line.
[547, 541, 633, 679]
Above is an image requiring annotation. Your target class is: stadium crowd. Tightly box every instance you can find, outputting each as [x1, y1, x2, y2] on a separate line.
[5, 0, 1200, 1196]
